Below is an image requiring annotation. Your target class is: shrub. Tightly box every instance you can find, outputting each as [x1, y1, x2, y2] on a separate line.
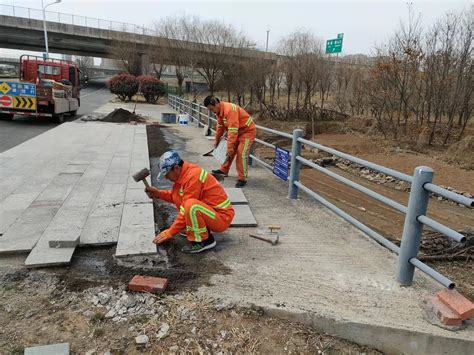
[138, 75, 166, 104]
[107, 73, 139, 101]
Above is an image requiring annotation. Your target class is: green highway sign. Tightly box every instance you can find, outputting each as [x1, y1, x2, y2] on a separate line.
[326, 33, 344, 54]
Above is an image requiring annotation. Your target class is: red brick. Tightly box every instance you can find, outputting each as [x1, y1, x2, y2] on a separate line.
[427, 296, 462, 326]
[437, 289, 474, 321]
[128, 275, 168, 294]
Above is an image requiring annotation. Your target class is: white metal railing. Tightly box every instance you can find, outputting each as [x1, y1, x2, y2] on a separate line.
[1, 4, 158, 36]
[168, 95, 473, 290]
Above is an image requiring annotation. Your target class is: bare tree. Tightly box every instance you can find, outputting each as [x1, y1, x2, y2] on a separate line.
[112, 37, 143, 76]
[75, 56, 93, 78]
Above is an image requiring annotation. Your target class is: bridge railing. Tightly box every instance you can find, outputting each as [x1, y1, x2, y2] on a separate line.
[168, 95, 473, 290]
[0, 4, 158, 36]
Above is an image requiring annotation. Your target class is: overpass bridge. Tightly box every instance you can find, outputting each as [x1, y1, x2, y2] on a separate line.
[0, 5, 276, 68]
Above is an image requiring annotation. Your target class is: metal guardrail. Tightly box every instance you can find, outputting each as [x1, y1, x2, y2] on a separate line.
[168, 95, 473, 289]
[0, 4, 157, 36]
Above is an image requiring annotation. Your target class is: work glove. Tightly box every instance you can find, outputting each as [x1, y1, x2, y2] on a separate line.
[153, 230, 173, 245]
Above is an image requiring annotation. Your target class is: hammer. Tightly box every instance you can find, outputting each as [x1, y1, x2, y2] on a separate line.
[249, 233, 279, 246]
[133, 168, 151, 188]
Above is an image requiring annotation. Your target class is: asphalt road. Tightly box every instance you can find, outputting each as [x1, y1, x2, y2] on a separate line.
[0, 80, 113, 153]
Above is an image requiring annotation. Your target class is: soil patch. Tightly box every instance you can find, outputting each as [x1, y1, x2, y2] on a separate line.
[0, 274, 380, 354]
[102, 108, 147, 123]
[445, 135, 474, 170]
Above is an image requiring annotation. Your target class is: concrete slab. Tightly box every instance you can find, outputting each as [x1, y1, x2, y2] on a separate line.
[230, 204, 257, 227]
[115, 203, 156, 257]
[80, 215, 121, 246]
[125, 188, 151, 204]
[61, 163, 89, 174]
[48, 230, 81, 248]
[25, 343, 70, 355]
[25, 229, 76, 267]
[224, 188, 248, 204]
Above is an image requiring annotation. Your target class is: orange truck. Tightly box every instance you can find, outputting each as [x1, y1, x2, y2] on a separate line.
[0, 55, 81, 123]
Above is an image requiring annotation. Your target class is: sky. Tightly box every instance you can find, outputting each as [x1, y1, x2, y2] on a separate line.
[0, 0, 471, 59]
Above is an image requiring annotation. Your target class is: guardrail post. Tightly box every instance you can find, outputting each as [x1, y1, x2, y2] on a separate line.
[396, 166, 433, 286]
[288, 129, 304, 199]
[207, 111, 212, 135]
[197, 104, 201, 127]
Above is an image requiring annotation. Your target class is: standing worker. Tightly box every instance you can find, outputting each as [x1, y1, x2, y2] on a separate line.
[145, 150, 235, 254]
[204, 95, 257, 188]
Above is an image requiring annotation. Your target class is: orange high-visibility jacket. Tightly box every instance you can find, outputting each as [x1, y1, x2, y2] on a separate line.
[157, 161, 233, 237]
[214, 102, 256, 155]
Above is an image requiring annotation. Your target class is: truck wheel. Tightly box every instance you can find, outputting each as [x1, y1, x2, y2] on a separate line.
[53, 113, 65, 124]
[69, 110, 77, 117]
[0, 113, 14, 121]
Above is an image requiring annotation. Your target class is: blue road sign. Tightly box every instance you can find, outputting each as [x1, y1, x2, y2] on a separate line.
[0, 81, 36, 97]
[273, 146, 290, 181]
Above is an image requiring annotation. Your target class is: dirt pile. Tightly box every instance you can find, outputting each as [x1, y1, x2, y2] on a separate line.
[445, 135, 474, 170]
[102, 108, 147, 123]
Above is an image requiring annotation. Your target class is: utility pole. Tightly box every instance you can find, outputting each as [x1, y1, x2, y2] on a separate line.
[42, 0, 62, 59]
[265, 29, 270, 52]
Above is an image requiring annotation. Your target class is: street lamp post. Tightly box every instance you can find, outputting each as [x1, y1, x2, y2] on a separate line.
[265, 29, 270, 52]
[41, 0, 62, 59]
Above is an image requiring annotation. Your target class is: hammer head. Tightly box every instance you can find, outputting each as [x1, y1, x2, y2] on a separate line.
[133, 168, 150, 182]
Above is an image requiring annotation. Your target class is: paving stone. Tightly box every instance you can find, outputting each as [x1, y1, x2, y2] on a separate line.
[46, 207, 90, 231]
[0, 209, 23, 234]
[25, 229, 76, 267]
[0, 227, 44, 254]
[80, 215, 121, 246]
[125, 188, 152, 204]
[0, 192, 39, 210]
[62, 164, 89, 174]
[224, 188, 248, 205]
[48, 229, 81, 248]
[230, 204, 257, 227]
[25, 343, 70, 355]
[115, 203, 156, 257]
[129, 275, 168, 294]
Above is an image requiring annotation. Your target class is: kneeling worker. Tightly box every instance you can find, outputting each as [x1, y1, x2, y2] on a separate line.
[145, 150, 234, 254]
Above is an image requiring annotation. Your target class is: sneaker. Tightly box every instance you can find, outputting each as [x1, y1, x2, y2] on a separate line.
[211, 169, 228, 177]
[235, 180, 247, 188]
[181, 233, 216, 254]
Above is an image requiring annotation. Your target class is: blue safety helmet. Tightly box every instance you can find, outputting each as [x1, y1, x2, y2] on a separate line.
[157, 150, 182, 180]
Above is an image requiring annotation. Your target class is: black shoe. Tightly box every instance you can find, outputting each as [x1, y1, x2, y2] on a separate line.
[211, 169, 228, 177]
[235, 180, 247, 188]
[181, 233, 216, 254]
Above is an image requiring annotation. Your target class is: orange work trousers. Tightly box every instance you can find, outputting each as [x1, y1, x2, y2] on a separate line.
[183, 198, 234, 242]
[220, 130, 256, 181]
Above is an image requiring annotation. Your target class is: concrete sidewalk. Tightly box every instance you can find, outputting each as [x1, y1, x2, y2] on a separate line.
[0, 118, 156, 266]
[160, 110, 473, 354]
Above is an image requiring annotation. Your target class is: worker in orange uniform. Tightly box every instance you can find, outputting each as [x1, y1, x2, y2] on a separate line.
[145, 150, 235, 254]
[204, 95, 257, 188]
